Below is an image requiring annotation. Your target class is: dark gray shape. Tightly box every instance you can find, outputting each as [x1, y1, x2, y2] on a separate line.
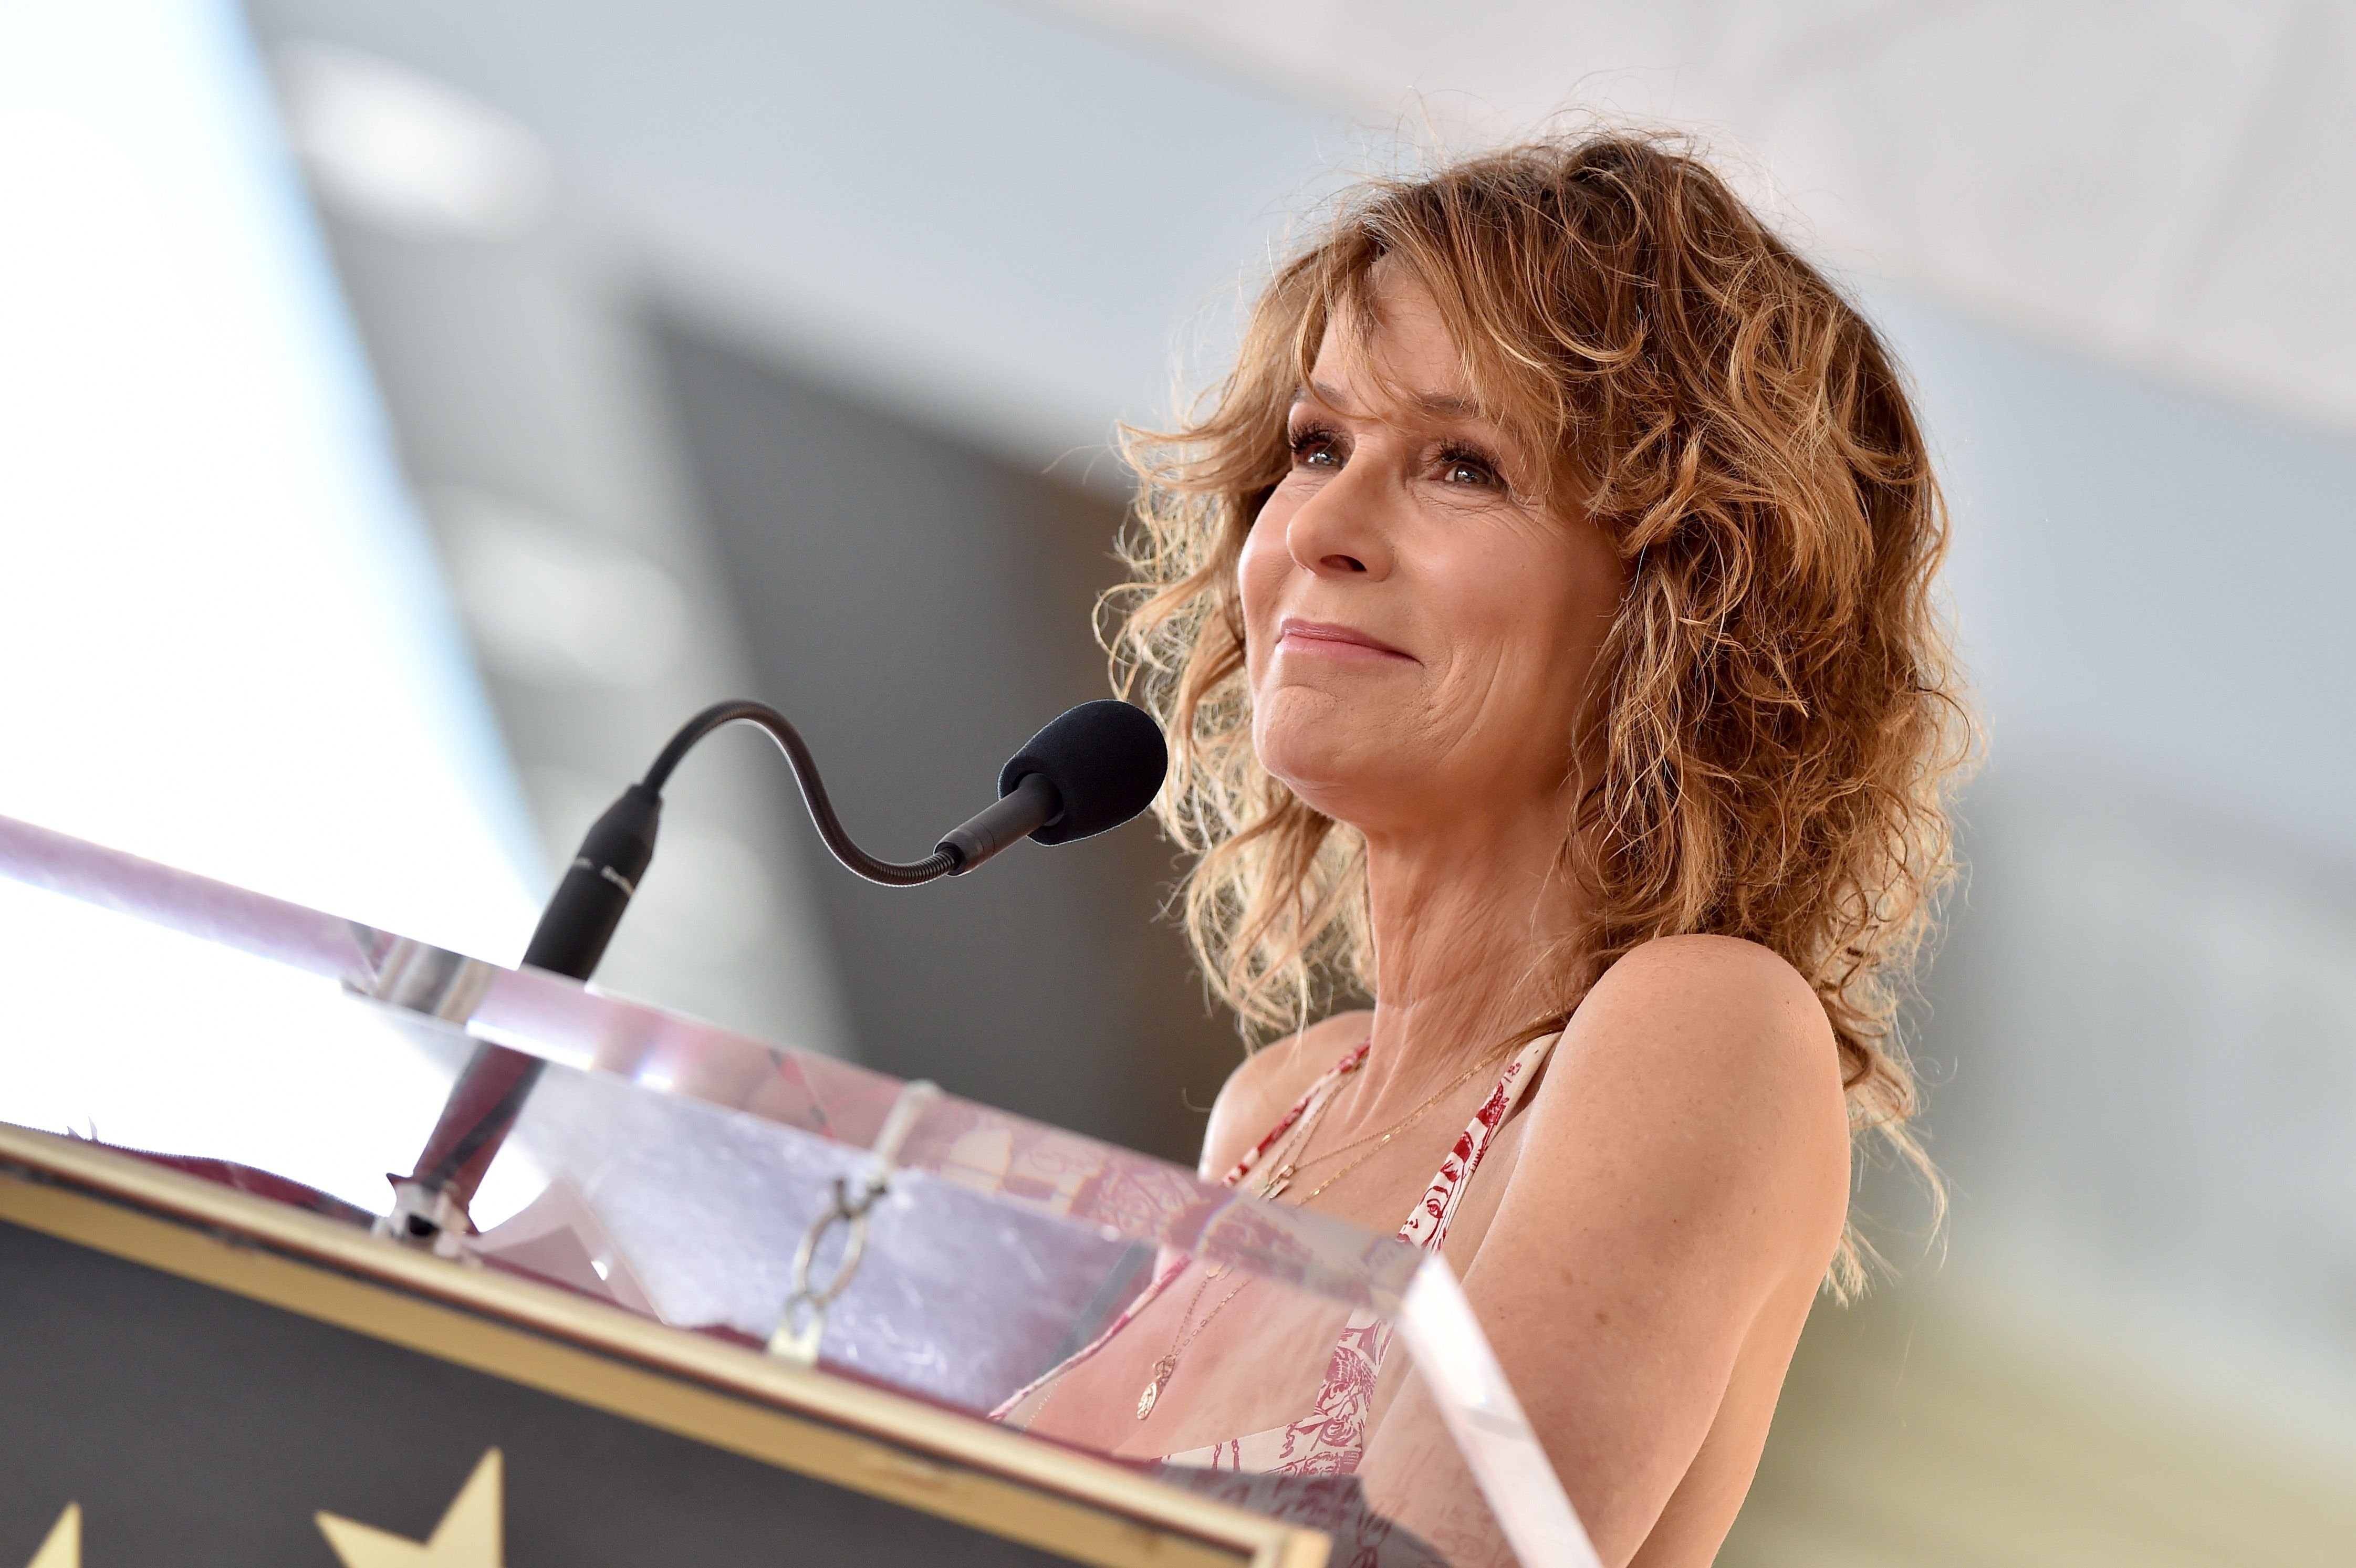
[0, 1217, 1082, 1566]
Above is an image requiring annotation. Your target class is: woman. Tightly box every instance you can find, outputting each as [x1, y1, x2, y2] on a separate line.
[1000, 131, 1969, 1566]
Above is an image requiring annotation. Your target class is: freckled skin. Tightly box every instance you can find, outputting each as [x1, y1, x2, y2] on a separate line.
[1027, 268, 1851, 1568]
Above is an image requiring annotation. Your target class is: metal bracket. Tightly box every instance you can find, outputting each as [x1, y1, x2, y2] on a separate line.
[376, 1177, 475, 1260]
[767, 1079, 938, 1366]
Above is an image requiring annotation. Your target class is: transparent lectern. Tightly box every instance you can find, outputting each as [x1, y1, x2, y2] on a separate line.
[0, 814, 1595, 1567]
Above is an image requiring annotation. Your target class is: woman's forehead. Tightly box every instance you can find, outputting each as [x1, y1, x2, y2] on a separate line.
[1301, 281, 1485, 423]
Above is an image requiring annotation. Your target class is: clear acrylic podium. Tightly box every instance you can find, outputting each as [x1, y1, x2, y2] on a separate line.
[0, 813, 1594, 1567]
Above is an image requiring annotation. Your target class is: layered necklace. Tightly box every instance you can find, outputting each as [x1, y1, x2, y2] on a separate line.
[1247, 1043, 1509, 1204]
[1132, 1040, 1511, 1423]
[1134, 1260, 1246, 1420]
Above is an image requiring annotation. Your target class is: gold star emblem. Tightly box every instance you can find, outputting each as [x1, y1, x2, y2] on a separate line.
[22, 1504, 78, 1568]
[317, 1448, 504, 1567]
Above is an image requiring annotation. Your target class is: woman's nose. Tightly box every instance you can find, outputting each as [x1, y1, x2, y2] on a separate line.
[1284, 463, 1394, 579]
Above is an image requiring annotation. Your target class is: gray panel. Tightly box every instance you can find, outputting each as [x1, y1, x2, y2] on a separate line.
[650, 315, 1237, 1158]
[0, 1218, 1078, 1566]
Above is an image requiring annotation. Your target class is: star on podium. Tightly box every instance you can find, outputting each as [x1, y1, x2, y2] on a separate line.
[22, 1504, 78, 1568]
[317, 1449, 504, 1567]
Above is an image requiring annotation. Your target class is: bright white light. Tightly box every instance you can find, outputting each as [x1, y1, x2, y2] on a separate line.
[0, 0, 544, 1203]
[0, 879, 459, 1210]
[275, 39, 550, 241]
[0, 0, 538, 958]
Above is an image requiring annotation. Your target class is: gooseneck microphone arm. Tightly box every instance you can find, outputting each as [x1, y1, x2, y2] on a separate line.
[385, 697, 1164, 1249]
[504, 702, 1056, 1009]
[642, 701, 962, 886]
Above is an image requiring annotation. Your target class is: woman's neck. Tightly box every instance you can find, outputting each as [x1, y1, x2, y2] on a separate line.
[1350, 789, 1588, 1110]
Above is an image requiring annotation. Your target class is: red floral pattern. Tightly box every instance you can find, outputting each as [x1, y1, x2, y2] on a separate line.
[993, 1031, 1559, 1483]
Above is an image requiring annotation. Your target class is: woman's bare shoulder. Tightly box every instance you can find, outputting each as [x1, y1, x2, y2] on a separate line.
[1515, 933, 1850, 1240]
[1196, 1009, 1373, 1181]
[1575, 933, 1839, 1076]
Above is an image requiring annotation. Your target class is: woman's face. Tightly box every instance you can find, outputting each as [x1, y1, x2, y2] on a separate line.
[1240, 266, 1625, 840]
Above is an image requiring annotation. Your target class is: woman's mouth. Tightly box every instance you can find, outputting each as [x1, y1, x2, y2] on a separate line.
[1275, 618, 1417, 663]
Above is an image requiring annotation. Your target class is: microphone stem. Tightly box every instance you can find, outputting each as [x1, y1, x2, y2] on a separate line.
[644, 701, 956, 887]
[388, 699, 967, 1244]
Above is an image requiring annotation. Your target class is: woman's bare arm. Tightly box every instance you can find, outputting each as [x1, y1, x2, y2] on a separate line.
[1364, 936, 1851, 1566]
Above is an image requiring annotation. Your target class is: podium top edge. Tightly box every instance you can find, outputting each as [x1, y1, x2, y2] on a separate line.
[0, 1121, 1323, 1568]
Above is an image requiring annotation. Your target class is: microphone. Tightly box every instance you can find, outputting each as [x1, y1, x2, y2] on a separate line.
[383, 697, 1167, 1248]
[515, 697, 1166, 978]
[937, 698, 1169, 872]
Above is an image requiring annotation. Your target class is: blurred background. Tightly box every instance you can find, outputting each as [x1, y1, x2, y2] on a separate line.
[4, 0, 2353, 1561]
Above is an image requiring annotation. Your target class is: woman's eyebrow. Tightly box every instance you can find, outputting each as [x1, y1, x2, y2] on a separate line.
[1296, 381, 1483, 421]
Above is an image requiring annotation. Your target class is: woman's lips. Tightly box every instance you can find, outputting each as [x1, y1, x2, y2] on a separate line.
[1275, 618, 1417, 663]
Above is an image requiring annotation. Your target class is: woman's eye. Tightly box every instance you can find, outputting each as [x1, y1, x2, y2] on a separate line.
[1437, 450, 1499, 487]
[1288, 428, 1343, 468]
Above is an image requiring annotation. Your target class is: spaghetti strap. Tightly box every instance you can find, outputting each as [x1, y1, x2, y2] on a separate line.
[989, 1039, 1370, 1425]
[1167, 1029, 1556, 1474]
[992, 1029, 1561, 1479]
[1222, 1038, 1372, 1187]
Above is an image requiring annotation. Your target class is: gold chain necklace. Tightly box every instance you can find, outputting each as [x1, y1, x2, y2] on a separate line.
[1248, 1059, 1351, 1197]
[1253, 1045, 1507, 1200]
[1136, 1041, 1516, 1421]
[1135, 1261, 1250, 1421]
[1293, 1126, 1417, 1207]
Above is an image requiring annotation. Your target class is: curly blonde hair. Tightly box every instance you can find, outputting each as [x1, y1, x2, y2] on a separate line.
[1109, 131, 1973, 1292]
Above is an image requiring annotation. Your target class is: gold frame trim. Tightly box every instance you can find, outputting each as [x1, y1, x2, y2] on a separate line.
[0, 1125, 1326, 1568]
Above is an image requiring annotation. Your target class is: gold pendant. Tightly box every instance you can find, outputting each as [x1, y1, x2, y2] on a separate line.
[1257, 1164, 1293, 1199]
[1137, 1356, 1178, 1420]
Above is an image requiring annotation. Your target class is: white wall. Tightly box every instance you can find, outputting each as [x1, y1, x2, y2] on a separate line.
[0, 0, 538, 958]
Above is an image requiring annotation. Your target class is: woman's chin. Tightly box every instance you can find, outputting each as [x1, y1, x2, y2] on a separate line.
[1255, 733, 1412, 823]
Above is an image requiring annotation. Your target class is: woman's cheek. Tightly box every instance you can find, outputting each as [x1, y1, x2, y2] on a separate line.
[1236, 519, 1289, 674]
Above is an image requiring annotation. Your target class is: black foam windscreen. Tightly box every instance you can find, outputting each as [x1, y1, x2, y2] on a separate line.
[996, 699, 1168, 845]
